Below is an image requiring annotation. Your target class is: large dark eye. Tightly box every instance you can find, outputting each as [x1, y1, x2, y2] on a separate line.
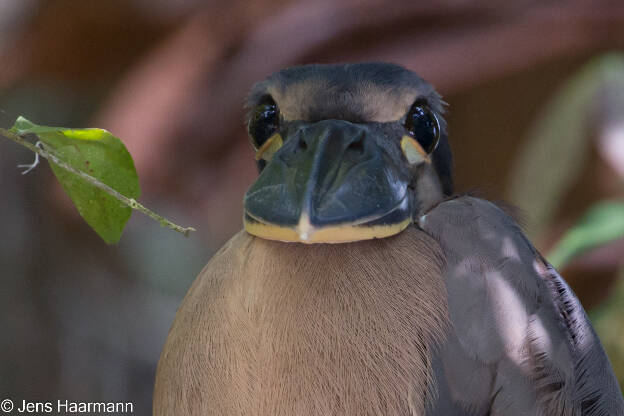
[248, 97, 279, 150]
[404, 101, 440, 154]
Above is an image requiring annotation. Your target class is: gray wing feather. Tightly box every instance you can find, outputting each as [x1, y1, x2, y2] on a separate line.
[421, 196, 623, 416]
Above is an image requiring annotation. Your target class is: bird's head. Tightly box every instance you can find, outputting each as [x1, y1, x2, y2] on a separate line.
[243, 63, 453, 243]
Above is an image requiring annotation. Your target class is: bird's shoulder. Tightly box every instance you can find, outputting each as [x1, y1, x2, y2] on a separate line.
[419, 196, 624, 415]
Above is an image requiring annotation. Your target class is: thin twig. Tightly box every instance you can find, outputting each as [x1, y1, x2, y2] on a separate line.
[17, 141, 43, 174]
[0, 127, 196, 237]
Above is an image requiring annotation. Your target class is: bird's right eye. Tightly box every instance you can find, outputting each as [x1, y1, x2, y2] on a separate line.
[248, 98, 279, 150]
[404, 100, 440, 154]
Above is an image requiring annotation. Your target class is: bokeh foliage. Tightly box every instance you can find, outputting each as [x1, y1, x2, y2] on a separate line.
[519, 54, 624, 390]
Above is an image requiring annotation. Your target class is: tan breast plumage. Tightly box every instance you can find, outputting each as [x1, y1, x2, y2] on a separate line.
[153, 227, 448, 416]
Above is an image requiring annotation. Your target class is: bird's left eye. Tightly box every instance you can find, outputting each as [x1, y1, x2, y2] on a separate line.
[404, 101, 440, 154]
[248, 98, 280, 150]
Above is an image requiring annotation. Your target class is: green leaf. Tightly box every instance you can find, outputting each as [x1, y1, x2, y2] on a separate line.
[10, 116, 140, 244]
[547, 200, 624, 269]
[589, 267, 624, 394]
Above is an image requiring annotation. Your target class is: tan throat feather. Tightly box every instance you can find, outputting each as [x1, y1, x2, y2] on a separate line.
[154, 226, 449, 415]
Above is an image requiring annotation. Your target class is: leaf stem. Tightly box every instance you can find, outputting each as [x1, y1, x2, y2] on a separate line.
[0, 127, 196, 237]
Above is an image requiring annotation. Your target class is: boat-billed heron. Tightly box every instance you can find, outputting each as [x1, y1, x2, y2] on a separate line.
[154, 63, 624, 415]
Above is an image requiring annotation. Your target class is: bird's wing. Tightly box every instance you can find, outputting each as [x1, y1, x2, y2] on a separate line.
[419, 196, 623, 416]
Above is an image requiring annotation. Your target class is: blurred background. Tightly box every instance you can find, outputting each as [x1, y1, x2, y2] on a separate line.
[1, 0, 623, 414]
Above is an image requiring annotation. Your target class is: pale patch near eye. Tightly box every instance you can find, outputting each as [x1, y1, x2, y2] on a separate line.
[255, 134, 283, 161]
[401, 136, 429, 165]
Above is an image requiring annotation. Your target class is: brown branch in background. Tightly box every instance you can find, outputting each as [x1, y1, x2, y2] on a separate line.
[97, 0, 624, 175]
[89, 0, 624, 245]
[184, 0, 624, 155]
